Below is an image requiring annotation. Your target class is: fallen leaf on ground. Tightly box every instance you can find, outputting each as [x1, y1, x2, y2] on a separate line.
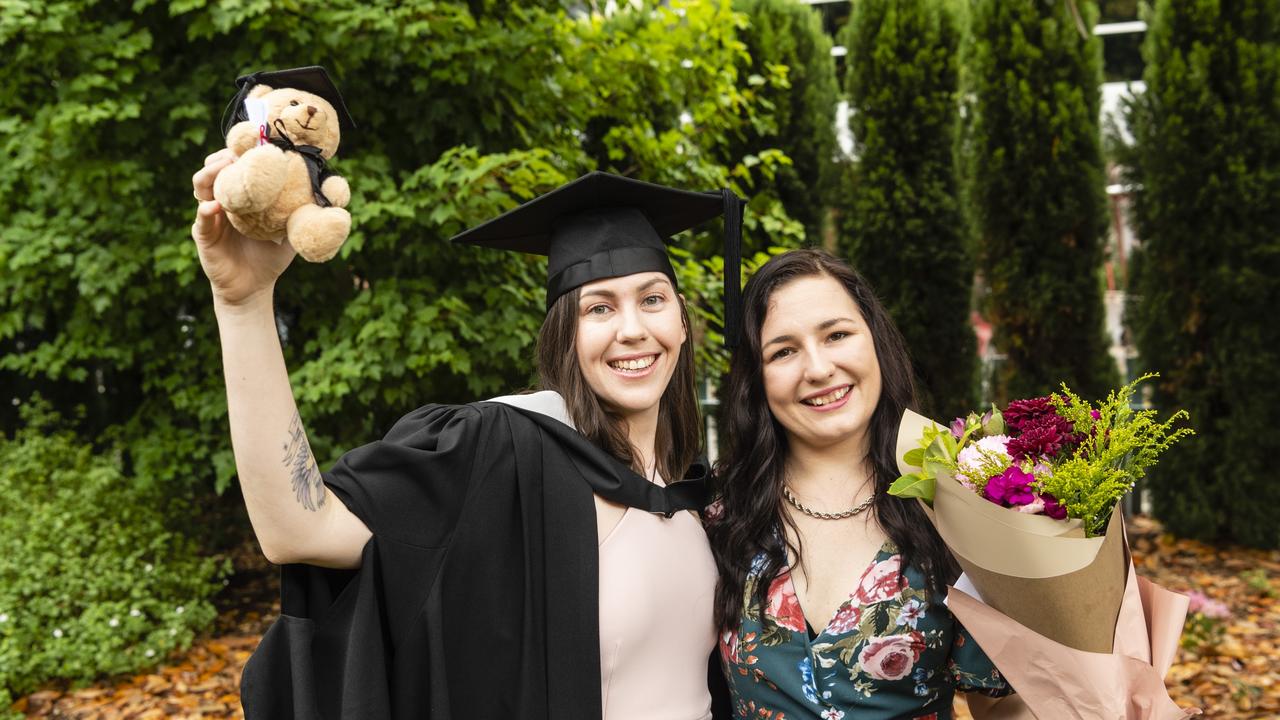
[11, 517, 1279, 719]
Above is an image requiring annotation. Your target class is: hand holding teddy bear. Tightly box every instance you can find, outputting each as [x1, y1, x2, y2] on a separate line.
[210, 66, 355, 264]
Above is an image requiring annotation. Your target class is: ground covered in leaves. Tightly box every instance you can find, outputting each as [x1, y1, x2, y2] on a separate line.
[12, 516, 1279, 719]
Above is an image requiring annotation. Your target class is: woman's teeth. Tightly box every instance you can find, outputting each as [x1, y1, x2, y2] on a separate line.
[609, 355, 656, 372]
[803, 386, 850, 406]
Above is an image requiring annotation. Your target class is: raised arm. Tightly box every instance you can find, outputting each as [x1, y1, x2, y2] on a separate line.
[192, 149, 370, 568]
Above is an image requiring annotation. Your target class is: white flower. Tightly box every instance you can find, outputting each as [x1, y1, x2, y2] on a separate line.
[169, 628, 177, 636]
[821, 709, 845, 720]
[130, 608, 141, 618]
[144, 563, 154, 573]
[955, 435, 1012, 489]
[680, 59, 694, 69]
[144, 648, 155, 658]
[0, 613, 8, 623]
[52, 628, 64, 638]
[108, 617, 119, 628]
[174, 605, 184, 614]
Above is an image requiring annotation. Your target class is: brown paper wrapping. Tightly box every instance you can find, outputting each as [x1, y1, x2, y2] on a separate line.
[950, 503, 1127, 653]
[894, 410, 1197, 718]
[897, 410, 1125, 652]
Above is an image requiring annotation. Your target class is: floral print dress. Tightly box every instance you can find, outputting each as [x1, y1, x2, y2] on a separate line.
[720, 541, 1010, 720]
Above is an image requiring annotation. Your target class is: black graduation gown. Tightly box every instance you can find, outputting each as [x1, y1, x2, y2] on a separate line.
[240, 400, 724, 720]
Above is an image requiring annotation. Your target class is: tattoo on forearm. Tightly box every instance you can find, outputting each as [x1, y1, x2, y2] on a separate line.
[283, 411, 326, 512]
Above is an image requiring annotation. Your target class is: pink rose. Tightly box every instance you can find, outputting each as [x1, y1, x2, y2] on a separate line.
[827, 602, 863, 635]
[766, 572, 806, 632]
[857, 631, 925, 681]
[855, 556, 905, 605]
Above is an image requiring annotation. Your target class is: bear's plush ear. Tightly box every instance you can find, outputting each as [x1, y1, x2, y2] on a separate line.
[249, 84, 274, 99]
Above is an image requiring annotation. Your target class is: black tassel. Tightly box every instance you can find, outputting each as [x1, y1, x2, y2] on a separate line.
[721, 189, 745, 349]
[220, 72, 263, 139]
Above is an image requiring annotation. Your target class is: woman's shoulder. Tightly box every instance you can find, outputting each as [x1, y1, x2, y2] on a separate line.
[480, 390, 574, 429]
[388, 391, 572, 435]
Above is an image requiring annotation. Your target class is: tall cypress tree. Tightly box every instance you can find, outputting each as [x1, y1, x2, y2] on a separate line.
[1123, 0, 1280, 547]
[729, 0, 839, 246]
[963, 0, 1116, 403]
[839, 0, 975, 419]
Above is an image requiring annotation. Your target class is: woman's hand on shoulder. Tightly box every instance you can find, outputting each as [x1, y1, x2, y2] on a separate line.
[191, 149, 295, 309]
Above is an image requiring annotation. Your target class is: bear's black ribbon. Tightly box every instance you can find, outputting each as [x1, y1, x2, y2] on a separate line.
[269, 118, 337, 208]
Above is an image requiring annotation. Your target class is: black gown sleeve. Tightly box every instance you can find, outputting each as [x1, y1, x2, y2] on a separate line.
[241, 404, 489, 720]
[322, 403, 484, 547]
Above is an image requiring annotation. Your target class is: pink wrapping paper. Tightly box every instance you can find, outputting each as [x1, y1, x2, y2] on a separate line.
[894, 410, 1199, 718]
[948, 562, 1199, 719]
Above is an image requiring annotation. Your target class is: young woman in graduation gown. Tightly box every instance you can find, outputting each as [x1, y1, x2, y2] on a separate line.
[707, 250, 1012, 719]
[192, 151, 742, 718]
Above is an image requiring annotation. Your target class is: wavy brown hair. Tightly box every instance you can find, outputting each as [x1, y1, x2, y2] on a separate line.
[536, 284, 702, 482]
[709, 249, 959, 632]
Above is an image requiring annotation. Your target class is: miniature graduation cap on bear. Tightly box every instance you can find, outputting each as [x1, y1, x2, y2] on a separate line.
[220, 65, 357, 139]
[450, 171, 746, 346]
[214, 65, 357, 262]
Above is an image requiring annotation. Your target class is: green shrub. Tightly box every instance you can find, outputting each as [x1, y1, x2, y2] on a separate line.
[1121, 0, 1280, 548]
[0, 0, 794, 499]
[0, 400, 228, 703]
[728, 0, 839, 246]
[961, 0, 1117, 403]
[839, 0, 976, 420]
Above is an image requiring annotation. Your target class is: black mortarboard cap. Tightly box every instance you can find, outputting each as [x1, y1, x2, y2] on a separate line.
[220, 65, 356, 138]
[450, 171, 746, 346]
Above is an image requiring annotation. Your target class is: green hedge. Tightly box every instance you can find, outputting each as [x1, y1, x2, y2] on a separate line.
[0, 0, 797, 498]
[1122, 0, 1280, 547]
[0, 401, 227, 708]
[961, 0, 1117, 402]
[728, 0, 839, 246]
[839, 0, 976, 420]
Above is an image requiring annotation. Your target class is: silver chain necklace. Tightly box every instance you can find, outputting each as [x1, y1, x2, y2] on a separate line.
[782, 484, 875, 521]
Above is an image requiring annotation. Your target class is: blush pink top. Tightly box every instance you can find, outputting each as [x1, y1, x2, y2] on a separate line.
[598, 505, 718, 720]
[489, 393, 717, 719]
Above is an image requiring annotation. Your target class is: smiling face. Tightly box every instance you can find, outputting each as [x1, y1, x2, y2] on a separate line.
[254, 86, 341, 158]
[574, 272, 688, 426]
[759, 273, 883, 455]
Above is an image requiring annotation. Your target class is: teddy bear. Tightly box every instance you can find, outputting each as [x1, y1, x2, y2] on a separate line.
[213, 82, 351, 262]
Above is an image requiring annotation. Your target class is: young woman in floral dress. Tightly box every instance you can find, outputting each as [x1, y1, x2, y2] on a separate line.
[708, 249, 1012, 719]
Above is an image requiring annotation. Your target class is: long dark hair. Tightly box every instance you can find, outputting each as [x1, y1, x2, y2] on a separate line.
[537, 284, 702, 483]
[709, 249, 958, 632]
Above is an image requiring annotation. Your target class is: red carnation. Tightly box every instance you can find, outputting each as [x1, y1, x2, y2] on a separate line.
[1001, 397, 1055, 432]
[1006, 412, 1079, 462]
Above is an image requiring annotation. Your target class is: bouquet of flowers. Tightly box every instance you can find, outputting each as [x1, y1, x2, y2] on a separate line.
[890, 374, 1192, 538]
[891, 375, 1198, 719]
